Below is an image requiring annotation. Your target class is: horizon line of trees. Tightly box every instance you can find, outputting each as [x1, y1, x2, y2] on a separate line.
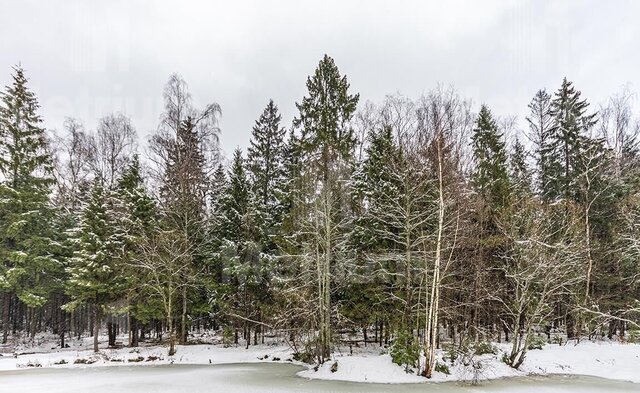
[1, 56, 639, 376]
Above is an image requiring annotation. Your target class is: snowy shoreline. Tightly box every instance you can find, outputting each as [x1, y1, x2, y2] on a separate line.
[1, 339, 639, 385]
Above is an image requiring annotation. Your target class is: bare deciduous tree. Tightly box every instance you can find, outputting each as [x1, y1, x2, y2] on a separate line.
[51, 117, 94, 210]
[498, 199, 583, 369]
[90, 113, 137, 189]
[132, 230, 200, 356]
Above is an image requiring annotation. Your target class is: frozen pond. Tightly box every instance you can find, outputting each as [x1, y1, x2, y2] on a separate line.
[3, 363, 639, 393]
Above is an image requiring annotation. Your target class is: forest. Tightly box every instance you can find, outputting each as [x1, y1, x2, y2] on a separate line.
[0, 54, 639, 378]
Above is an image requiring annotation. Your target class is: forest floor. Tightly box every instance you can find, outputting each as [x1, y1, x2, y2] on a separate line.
[1, 333, 639, 384]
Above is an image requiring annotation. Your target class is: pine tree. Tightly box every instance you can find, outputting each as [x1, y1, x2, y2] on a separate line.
[247, 100, 287, 249]
[0, 66, 58, 340]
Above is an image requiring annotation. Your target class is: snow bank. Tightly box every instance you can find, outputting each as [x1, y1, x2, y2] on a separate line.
[298, 341, 640, 384]
[521, 341, 640, 383]
[1, 336, 639, 385]
[0, 339, 293, 372]
[297, 353, 425, 383]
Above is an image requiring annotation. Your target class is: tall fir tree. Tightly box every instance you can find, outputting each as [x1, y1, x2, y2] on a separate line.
[218, 149, 271, 342]
[219, 149, 253, 244]
[526, 89, 554, 197]
[0, 66, 58, 340]
[113, 155, 157, 346]
[277, 129, 308, 253]
[351, 125, 403, 251]
[472, 105, 510, 208]
[470, 105, 511, 341]
[161, 117, 208, 238]
[205, 163, 228, 281]
[292, 54, 359, 362]
[65, 178, 125, 352]
[510, 138, 532, 196]
[545, 78, 597, 201]
[247, 100, 287, 250]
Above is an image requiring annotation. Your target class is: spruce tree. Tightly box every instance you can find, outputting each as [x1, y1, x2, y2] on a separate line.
[65, 178, 125, 352]
[526, 89, 554, 197]
[510, 138, 532, 195]
[113, 155, 157, 346]
[247, 100, 287, 249]
[470, 105, 511, 341]
[0, 66, 58, 340]
[472, 105, 510, 208]
[277, 129, 308, 253]
[161, 117, 208, 238]
[205, 163, 228, 282]
[292, 54, 359, 362]
[348, 125, 423, 332]
[351, 126, 403, 251]
[219, 149, 270, 343]
[545, 78, 597, 202]
[219, 149, 253, 244]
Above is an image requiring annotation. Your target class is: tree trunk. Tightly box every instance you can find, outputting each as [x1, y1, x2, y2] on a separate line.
[180, 286, 187, 345]
[363, 326, 368, 347]
[422, 134, 445, 379]
[1, 292, 11, 344]
[168, 298, 176, 356]
[131, 317, 139, 347]
[107, 321, 117, 347]
[93, 305, 100, 353]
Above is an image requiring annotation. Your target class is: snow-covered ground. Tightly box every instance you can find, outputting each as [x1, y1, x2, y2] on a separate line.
[1, 334, 639, 385]
[301, 341, 640, 384]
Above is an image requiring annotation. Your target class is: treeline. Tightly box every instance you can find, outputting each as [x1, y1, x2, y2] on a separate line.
[0, 56, 639, 376]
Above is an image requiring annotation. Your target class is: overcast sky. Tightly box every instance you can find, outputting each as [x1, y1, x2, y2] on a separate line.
[1, 0, 639, 158]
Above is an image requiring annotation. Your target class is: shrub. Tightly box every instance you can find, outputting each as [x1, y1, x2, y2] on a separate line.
[552, 335, 563, 345]
[443, 344, 459, 364]
[434, 362, 450, 375]
[627, 328, 640, 343]
[74, 358, 96, 364]
[471, 341, 496, 356]
[222, 327, 234, 348]
[292, 351, 314, 364]
[527, 335, 546, 350]
[389, 330, 419, 373]
[330, 361, 338, 373]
